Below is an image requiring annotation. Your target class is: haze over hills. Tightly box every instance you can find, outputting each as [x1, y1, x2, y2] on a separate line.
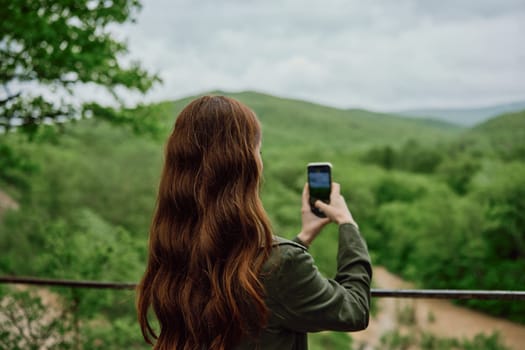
[177, 90, 462, 150]
[187, 90, 525, 129]
[396, 100, 525, 126]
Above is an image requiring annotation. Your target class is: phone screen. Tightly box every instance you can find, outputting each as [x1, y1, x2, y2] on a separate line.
[308, 170, 331, 200]
[308, 163, 332, 217]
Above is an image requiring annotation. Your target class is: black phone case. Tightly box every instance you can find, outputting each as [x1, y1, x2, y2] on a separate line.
[307, 163, 332, 218]
[309, 197, 328, 218]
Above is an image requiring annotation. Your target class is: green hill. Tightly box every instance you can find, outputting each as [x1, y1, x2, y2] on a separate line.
[444, 109, 525, 162]
[473, 108, 525, 132]
[470, 109, 525, 161]
[175, 91, 461, 151]
[398, 100, 525, 126]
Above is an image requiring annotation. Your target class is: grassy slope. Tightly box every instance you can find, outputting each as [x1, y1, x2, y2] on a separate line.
[470, 109, 525, 158]
[447, 109, 525, 161]
[189, 90, 462, 150]
[473, 109, 525, 132]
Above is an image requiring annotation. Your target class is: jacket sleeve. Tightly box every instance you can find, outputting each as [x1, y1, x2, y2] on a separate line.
[270, 223, 372, 332]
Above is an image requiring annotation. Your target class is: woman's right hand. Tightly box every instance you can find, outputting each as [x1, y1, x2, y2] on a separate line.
[297, 182, 358, 247]
[315, 182, 358, 227]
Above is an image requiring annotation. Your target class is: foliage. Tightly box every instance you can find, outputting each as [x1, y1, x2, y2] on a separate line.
[470, 110, 525, 161]
[0, 207, 147, 348]
[362, 139, 445, 174]
[379, 330, 413, 350]
[309, 332, 352, 350]
[0, 287, 147, 350]
[379, 330, 509, 350]
[396, 304, 416, 326]
[436, 154, 481, 195]
[0, 140, 37, 189]
[0, 0, 160, 136]
[0, 289, 74, 350]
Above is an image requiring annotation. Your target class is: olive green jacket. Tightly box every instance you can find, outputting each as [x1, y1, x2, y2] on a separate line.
[235, 223, 372, 350]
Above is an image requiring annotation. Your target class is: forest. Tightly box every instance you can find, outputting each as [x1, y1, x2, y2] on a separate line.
[1, 91, 524, 349]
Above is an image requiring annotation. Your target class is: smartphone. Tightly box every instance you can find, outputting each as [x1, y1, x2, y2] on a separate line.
[307, 162, 332, 217]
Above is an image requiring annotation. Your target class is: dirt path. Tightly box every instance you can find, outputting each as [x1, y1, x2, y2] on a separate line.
[352, 266, 525, 350]
[0, 189, 19, 218]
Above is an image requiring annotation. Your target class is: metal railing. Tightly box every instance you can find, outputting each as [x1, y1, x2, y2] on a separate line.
[2, 276, 525, 300]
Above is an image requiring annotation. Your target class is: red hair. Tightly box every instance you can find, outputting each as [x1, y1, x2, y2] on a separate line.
[136, 96, 273, 349]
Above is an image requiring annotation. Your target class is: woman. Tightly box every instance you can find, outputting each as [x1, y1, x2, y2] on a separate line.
[137, 95, 372, 350]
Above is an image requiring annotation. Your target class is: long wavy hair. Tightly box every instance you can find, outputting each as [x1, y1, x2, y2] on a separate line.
[136, 95, 273, 350]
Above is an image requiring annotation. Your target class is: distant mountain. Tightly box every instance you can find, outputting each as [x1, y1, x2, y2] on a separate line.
[396, 100, 525, 126]
[171, 91, 462, 151]
[444, 109, 525, 162]
[473, 109, 525, 132]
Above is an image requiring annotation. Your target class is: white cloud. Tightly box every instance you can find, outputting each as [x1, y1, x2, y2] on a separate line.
[113, 0, 525, 110]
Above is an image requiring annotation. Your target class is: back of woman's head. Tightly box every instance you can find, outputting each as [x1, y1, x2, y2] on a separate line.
[137, 95, 273, 350]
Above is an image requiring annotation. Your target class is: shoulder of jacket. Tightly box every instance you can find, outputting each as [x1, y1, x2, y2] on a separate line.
[271, 236, 307, 251]
[262, 236, 309, 277]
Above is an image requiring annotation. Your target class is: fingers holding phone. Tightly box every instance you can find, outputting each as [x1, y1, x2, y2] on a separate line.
[314, 183, 357, 227]
[307, 162, 357, 227]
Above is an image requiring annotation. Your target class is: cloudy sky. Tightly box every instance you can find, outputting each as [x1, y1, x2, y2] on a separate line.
[115, 0, 525, 111]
